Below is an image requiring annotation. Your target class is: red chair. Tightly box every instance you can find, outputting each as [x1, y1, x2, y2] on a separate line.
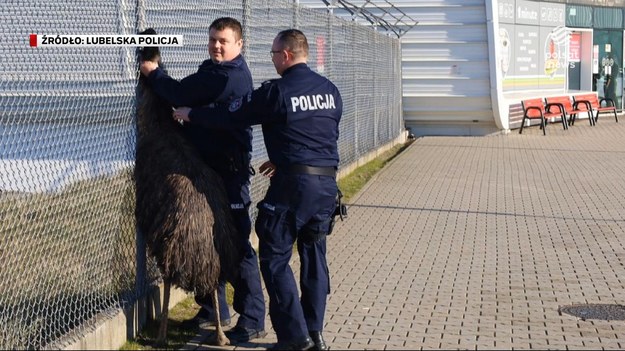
[519, 98, 567, 135]
[572, 93, 618, 124]
[545, 95, 593, 126]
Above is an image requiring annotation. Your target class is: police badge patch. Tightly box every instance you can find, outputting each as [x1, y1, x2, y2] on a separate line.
[229, 97, 243, 112]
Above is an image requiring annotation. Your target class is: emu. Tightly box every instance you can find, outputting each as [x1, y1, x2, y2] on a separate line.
[134, 29, 240, 346]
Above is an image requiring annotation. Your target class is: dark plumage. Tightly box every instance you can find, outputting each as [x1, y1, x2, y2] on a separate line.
[134, 28, 240, 346]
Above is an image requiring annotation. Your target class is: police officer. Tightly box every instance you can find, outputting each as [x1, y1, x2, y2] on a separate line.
[139, 17, 267, 342]
[175, 29, 341, 351]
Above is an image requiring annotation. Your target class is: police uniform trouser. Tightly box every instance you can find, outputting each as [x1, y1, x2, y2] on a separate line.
[255, 172, 336, 342]
[196, 166, 265, 330]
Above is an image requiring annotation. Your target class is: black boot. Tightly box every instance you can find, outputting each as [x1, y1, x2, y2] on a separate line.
[309, 331, 328, 350]
[269, 336, 314, 350]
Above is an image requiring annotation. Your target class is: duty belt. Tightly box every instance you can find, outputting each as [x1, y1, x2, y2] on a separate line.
[288, 164, 337, 177]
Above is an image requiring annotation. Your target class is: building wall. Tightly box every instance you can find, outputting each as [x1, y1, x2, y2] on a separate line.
[496, 0, 624, 128]
[399, 0, 498, 136]
[298, 0, 625, 135]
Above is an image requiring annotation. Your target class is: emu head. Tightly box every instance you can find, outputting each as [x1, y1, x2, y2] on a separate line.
[137, 27, 168, 83]
[136, 27, 172, 134]
[138, 28, 162, 64]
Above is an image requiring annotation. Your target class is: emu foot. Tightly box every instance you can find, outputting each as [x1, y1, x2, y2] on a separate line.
[154, 323, 168, 347]
[153, 336, 167, 348]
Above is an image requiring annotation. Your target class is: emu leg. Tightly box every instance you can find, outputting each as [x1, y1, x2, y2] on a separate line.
[155, 280, 171, 346]
[211, 289, 230, 346]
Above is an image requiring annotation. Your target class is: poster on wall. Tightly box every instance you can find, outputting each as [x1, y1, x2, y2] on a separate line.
[498, 0, 567, 92]
[539, 25, 568, 89]
[499, 24, 514, 87]
[569, 32, 581, 64]
[498, 0, 515, 24]
[512, 24, 540, 90]
[498, 0, 515, 90]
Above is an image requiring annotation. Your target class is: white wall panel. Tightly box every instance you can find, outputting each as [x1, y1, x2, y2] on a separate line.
[403, 96, 492, 111]
[402, 61, 490, 79]
[401, 23, 486, 43]
[402, 42, 488, 60]
[395, 6, 486, 25]
[402, 78, 491, 96]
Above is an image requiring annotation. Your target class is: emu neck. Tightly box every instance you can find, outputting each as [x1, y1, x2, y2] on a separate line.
[137, 78, 177, 138]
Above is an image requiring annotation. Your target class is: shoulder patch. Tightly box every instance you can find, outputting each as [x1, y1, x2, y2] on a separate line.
[229, 97, 243, 112]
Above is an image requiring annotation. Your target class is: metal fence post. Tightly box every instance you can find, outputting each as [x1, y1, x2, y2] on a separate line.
[352, 20, 359, 156]
[327, 0, 333, 80]
[374, 31, 378, 148]
[243, 0, 250, 57]
[134, 0, 147, 315]
[293, 0, 300, 29]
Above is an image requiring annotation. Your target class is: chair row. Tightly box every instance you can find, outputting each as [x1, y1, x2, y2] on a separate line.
[520, 93, 618, 135]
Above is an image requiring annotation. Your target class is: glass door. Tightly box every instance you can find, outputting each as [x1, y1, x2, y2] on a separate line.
[593, 29, 623, 110]
[568, 32, 582, 91]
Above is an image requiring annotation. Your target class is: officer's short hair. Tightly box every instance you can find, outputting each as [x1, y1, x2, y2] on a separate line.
[210, 17, 243, 41]
[276, 29, 309, 59]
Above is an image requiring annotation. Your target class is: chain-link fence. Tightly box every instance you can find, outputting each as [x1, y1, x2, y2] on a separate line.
[0, 0, 403, 349]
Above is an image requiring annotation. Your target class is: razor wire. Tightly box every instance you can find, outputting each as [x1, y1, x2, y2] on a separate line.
[0, 0, 403, 349]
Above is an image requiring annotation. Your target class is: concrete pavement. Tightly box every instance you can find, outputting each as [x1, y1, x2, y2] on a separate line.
[184, 116, 625, 350]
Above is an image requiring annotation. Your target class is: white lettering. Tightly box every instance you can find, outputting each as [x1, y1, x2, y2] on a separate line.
[317, 95, 326, 109]
[307, 95, 317, 110]
[36, 34, 182, 47]
[517, 6, 538, 20]
[299, 96, 308, 111]
[291, 97, 300, 112]
[290, 93, 337, 112]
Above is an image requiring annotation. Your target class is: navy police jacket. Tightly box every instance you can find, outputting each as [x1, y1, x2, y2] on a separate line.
[147, 54, 253, 165]
[188, 63, 342, 169]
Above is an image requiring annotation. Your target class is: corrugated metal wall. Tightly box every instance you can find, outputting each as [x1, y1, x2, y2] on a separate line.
[299, 0, 498, 135]
[399, 0, 496, 135]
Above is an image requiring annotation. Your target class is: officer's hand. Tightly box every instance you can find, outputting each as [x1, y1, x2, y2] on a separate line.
[259, 161, 276, 178]
[140, 60, 159, 77]
[173, 107, 191, 123]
